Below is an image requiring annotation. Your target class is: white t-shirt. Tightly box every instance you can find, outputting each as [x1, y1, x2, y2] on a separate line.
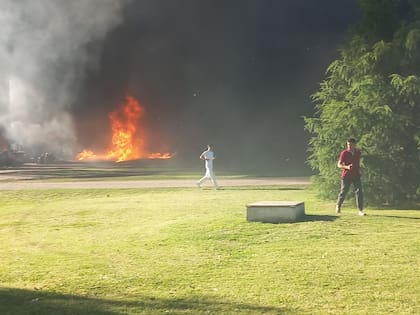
[202, 150, 214, 170]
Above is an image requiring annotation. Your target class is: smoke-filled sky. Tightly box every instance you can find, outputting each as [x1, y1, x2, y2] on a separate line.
[1, 0, 360, 172]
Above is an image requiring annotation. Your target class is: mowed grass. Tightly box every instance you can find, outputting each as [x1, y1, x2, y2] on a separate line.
[0, 185, 418, 314]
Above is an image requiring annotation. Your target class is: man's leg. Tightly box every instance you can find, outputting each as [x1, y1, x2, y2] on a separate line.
[197, 173, 208, 187]
[209, 170, 219, 189]
[336, 178, 350, 212]
[198, 169, 211, 187]
[354, 177, 365, 215]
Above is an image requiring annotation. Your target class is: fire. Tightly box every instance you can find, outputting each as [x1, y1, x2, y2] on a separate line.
[76, 96, 174, 162]
[76, 149, 97, 161]
[106, 96, 145, 162]
[147, 152, 173, 159]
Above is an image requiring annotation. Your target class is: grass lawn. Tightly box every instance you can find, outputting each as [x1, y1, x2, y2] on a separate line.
[0, 184, 418, 314]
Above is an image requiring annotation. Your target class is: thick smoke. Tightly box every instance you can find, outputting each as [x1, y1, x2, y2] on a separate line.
[0, 0, 127, 158]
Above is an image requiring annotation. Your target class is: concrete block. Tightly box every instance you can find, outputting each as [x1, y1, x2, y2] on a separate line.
[246, 201, 305, 223]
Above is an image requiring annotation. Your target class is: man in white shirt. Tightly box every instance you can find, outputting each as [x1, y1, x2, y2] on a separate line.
[197, 144, 220, 189]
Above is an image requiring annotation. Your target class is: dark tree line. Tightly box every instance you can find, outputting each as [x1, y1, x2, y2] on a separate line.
[305, 0, 420, 206]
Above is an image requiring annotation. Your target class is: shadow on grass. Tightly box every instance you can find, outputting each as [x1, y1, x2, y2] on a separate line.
[249, 215, 338, 225]
[302, 214, 338, 222]
[221, 186, 307, 191]
[368, 202, 420, 211]
[0, 287, 293, 315]
[368, 214, 420, 220]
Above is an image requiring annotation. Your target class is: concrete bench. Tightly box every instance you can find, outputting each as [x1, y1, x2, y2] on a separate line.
[246, 201, 305, 223]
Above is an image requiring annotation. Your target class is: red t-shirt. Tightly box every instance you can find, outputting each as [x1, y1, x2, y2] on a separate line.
[339, 149, 361, 179]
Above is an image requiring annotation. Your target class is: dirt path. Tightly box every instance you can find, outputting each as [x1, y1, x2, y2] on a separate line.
[0, 177, 310, 190]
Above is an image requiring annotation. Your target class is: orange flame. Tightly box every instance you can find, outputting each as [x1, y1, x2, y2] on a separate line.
[76, 96, 174, 162]
[106, 96, 145, 162]
[76, 149, 97, 161]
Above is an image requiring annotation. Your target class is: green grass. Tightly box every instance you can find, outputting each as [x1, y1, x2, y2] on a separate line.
[0, 186, 418, 314]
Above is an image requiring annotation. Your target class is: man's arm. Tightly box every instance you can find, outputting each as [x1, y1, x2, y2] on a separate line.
[337, 159, 352, 170]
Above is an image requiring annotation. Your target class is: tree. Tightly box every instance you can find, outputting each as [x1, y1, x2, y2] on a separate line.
[304, 0, 420, 206]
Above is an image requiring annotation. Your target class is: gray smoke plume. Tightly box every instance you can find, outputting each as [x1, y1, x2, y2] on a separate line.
[0, 0, 127, 158]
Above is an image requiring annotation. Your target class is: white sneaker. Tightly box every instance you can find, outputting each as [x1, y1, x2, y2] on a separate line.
[358, 210, 366, 216]
[196, 182, 201, 188]
[335, 205, 341, 214]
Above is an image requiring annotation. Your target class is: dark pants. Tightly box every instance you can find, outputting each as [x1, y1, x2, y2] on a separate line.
[336, 176, 363, 211]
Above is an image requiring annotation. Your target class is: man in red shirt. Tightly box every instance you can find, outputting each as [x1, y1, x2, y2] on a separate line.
[336, 138, 366, 216]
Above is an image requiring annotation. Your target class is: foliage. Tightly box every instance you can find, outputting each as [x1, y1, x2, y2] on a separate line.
[355, 0, 420, 43]
[305, 0, 420, 206]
